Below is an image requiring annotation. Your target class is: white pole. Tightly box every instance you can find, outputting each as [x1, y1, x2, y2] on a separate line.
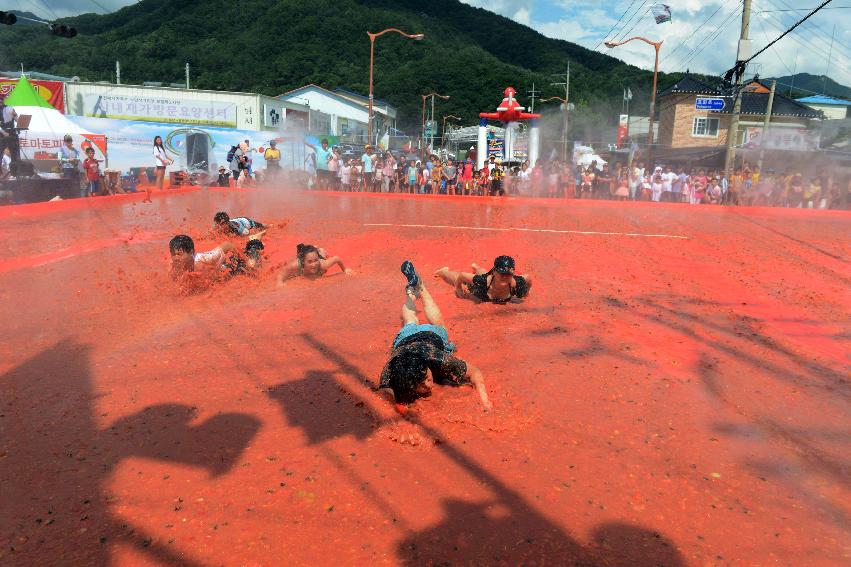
[116, 61, 121, 85]
[529, 119, 540, 167]
[185, 63, 190, 89]
[477, 118, 487, 170]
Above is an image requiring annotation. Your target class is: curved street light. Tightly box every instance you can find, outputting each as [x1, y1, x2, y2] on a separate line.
[368, 28, 424, 144]
[605, 36, 662, 163]
[442, 115, 461, 149]
[421, 92, 450, 158]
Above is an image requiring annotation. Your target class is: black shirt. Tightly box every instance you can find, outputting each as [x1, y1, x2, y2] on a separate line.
[379, 331, 468, 401]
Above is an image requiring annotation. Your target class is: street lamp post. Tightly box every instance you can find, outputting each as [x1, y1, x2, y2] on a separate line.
[420, 92, 449, 159]
[442, 115, 461, 151]
[368, 28, 423, 146]
[605, 37, 662, 166]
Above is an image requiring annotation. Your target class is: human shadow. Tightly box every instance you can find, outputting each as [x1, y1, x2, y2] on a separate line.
[1, 340, 260, 566]
[290, 333, 686, 566]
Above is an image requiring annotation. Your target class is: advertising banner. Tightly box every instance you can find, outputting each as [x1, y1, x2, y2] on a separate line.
[616, 114, 629, 148]
[81, 93, 237, 127]
[263, 103, 284, 128]
[0, 77, 66, 113]
[743, 127, 820, 151]
[66, 115, 313, 174]
[487, 137, 504, 159]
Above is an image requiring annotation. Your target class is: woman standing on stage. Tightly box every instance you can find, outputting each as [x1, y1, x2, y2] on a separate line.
[148, 135, 172, 202]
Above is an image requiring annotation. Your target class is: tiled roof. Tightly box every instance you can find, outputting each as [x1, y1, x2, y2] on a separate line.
[719, 92, 824, 118]
[796, 95, 851, 106]
[658, 75, 719, 97]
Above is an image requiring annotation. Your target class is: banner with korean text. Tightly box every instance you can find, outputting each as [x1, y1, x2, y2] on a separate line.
[0, 77, 66, 113]
[81, 93, 237, 127]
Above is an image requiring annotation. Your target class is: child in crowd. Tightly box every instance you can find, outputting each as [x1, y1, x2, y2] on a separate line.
[614, 175, 629, 201]
[430, 160, 442, 194]
[650, 169, 663, 202]
[352, 159, 363, 192]
[476, 167, 490, 196]
[707, 177, 723, 204]
[213, 212, 267, 236]
[418, 163, 430, 194]
[82, 147, 102, 198]
[406, 160, 418, 194]
[461, 158, 474, 195]
[216, 166, 230, 187]
[547, 163, 559, 198]
[580, 167, 594, 198]
[340, 159, 352, 191]
[1, 147, 11, 179]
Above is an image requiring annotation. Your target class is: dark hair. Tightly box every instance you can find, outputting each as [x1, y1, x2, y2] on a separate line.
[213, 211, 230, 225]
[296, 243, 322, 263]
[386, 352, 428, 404]
[246, 239, 264, 261]
[321, 138, 329, 145]
[85, 147, 94, 153]
[153, 136, 164, 148]
[169, 234, 194, 256]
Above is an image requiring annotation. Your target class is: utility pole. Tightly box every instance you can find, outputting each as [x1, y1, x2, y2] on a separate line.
[724, 0, 752, 178]
[823, 24, 836, 95]
[756, 80, 776, 174]
[527, 83, 540, 113]
[430, 95, 435, 152]
[551, 62, 570, 162]
[185, 63, 190, 89]
[116, 61, 121, 85]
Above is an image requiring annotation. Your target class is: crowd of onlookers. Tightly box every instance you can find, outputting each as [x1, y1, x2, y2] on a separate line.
[301, 138, 850, 210]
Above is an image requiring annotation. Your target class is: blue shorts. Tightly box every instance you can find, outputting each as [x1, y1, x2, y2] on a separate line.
[392, 324, 455, 354]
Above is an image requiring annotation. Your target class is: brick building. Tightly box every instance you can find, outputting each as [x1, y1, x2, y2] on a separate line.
[654, 75, 822, 165]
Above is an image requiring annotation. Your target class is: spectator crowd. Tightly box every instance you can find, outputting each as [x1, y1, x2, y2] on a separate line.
[300, 138, 850, 210]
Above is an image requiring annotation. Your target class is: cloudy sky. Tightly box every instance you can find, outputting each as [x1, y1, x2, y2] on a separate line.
[19, 0, 851, 90]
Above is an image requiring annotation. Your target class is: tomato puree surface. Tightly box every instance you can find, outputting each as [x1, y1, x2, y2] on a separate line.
[1, 188, 849, 566]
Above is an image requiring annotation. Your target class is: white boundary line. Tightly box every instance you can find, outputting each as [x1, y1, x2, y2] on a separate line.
[363, 223, 688, 239]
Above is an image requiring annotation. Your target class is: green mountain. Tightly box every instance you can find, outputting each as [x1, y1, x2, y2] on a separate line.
[0, 0, 739, 134]
[765, 73, 851, 101]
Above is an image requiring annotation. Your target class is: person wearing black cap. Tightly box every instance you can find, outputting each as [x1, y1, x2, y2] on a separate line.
[377, 261, 492, 413]
[434, 255, 532, 304]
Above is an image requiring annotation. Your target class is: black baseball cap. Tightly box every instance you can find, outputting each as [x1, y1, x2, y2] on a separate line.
[493, 255, 515, 274]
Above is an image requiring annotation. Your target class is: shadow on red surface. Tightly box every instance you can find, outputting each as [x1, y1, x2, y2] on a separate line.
[1, 340, 261, 566]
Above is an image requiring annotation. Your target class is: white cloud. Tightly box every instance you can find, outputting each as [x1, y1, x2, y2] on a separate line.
[461, 0, 851, 87]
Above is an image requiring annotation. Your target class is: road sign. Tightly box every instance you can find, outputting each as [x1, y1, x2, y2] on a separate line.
[695, 97, 726, 111]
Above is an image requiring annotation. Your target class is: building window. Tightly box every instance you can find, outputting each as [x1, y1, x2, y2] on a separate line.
[692, 117, 720, 137]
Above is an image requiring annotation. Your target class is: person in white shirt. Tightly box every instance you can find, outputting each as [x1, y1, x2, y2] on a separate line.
[660, 166, 677, 202]
[630, 161, 645, 201]
[58, 134, 80, 180]
[150, 135, 173, 202]
[168, 235, 256, 293]
[340, 159, 352, 191]
[1, 147, 11, 179]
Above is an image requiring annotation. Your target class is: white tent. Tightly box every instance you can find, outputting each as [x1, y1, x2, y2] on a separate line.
[4, 75, 107, 166]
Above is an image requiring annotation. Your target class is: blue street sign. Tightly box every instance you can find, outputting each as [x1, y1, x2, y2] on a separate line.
[695, 97, 726, 111]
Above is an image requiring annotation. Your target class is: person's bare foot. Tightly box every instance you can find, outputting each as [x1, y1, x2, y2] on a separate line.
[471, 263, 482, 273]
[433, 266, 449, 277]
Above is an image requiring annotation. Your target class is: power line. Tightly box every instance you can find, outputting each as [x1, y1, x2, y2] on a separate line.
[738, 0, 835, 68]
[755, 6, 851, 79]
[767, 0, 851, 57]
[613, 3, 652, 43]
[593, 0, 641, 51]
[675, 6, 744, 70]
[661, 0, 734, 65]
